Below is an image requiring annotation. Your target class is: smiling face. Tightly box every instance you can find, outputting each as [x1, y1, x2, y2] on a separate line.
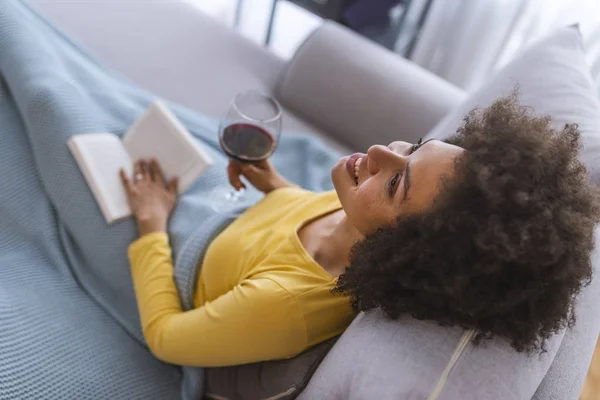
[331, 139, 465, 235]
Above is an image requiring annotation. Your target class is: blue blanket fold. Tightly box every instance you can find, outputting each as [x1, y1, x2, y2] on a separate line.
[0, 1, 340, 399]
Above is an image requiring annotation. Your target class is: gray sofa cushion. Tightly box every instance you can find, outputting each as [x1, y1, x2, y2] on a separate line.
[299, 27, 600, 400]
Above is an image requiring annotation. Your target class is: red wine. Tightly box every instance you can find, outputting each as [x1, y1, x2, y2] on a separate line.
[220, 123, 276, 163]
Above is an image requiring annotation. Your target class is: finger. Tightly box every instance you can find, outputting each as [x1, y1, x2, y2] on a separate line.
[134, 160, 143, 177]
[252, 159, 276, 173]
[168, 177, 179, 194]
[240, 163, 261, 178]
[254, 159, 271, 170]
[141, 160, 151, 181]
[119, 169, 133, 194]
[151, 158, 166, 185]
[148, 159, 157, 182]
[227, 161, 246, 191]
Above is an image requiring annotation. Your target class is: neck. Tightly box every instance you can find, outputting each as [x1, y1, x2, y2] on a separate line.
[314, 210, 363, 278]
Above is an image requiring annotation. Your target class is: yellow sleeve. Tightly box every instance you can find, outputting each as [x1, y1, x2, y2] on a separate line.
[128, 233, 307, 367]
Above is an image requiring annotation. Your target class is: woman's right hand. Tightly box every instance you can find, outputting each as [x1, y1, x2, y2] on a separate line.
[227, 159, 294, 194]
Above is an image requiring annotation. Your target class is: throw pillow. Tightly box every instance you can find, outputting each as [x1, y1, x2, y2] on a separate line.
[425, 25, 600, 184]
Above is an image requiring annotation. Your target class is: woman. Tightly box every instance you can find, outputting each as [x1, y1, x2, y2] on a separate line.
[120, 96, 600, 367]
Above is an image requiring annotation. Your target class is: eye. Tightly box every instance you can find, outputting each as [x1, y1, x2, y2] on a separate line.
[411, 137, 424, 154]
[389, 173, 400, 196]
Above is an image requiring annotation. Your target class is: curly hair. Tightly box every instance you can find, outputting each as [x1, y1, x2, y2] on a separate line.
[333, 95, 600, 353]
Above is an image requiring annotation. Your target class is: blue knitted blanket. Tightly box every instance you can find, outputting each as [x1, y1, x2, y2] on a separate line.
[0, 1, 340, 399]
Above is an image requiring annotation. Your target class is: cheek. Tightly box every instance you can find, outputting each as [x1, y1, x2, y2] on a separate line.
[347, 182, 385, 233]
[354, 184, 374, 207]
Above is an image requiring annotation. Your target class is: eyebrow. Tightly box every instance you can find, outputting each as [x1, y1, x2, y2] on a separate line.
[402, 139, 435, 201]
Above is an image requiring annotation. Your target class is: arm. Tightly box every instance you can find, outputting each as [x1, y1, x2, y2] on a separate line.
[128, 233, 306, 367]
[120, 159, 305, 366]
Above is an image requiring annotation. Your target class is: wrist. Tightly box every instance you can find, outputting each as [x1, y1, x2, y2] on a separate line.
[136, 216, 167, 236]
[267, 177, 295, 194]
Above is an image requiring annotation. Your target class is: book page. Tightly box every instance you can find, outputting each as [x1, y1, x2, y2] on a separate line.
[68, 133, 133, 223]
[122, 102, 212, 193]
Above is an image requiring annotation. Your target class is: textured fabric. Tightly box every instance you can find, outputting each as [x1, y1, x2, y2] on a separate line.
[300, 27, 600, 400]
[0, 56, 182, 400]
[276, 21, 466, 152]
[0, 1, 341, 399]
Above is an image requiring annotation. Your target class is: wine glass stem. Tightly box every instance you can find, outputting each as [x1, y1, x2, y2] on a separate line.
[230, 188, 245, 201]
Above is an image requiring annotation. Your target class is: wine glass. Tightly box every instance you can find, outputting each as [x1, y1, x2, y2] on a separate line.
[210, 90, 283, 216]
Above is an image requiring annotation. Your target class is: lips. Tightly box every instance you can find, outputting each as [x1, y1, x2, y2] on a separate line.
[346, 153, 366, 183]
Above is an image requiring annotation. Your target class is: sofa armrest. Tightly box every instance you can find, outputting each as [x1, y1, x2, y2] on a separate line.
[276, 22, 466, 151]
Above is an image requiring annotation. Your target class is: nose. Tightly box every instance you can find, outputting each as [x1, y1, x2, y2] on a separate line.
[366, 144, 408, 174]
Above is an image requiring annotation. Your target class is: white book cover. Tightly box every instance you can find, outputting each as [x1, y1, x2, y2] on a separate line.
[68, 101, 214, 224]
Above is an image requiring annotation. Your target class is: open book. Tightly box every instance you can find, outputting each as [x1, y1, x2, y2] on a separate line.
[68, 101, 214, 224]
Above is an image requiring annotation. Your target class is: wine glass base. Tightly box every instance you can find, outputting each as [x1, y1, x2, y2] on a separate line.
[210, 185, 252, 218]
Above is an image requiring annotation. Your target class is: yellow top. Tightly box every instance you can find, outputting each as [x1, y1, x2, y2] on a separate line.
[128, 187, 355, 367]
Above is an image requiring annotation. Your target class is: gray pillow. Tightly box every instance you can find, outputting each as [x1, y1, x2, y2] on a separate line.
[203, 336, 338, 400]
[425, 25, 600, 185]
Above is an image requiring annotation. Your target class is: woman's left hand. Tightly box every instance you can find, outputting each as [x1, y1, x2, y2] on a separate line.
[120, 159, 179, 236]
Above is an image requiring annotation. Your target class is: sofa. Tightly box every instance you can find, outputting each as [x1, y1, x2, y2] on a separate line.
[21, 1, 600, 399]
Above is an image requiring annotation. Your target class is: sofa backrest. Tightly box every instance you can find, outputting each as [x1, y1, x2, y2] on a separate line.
[276, 22, 465, 152]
